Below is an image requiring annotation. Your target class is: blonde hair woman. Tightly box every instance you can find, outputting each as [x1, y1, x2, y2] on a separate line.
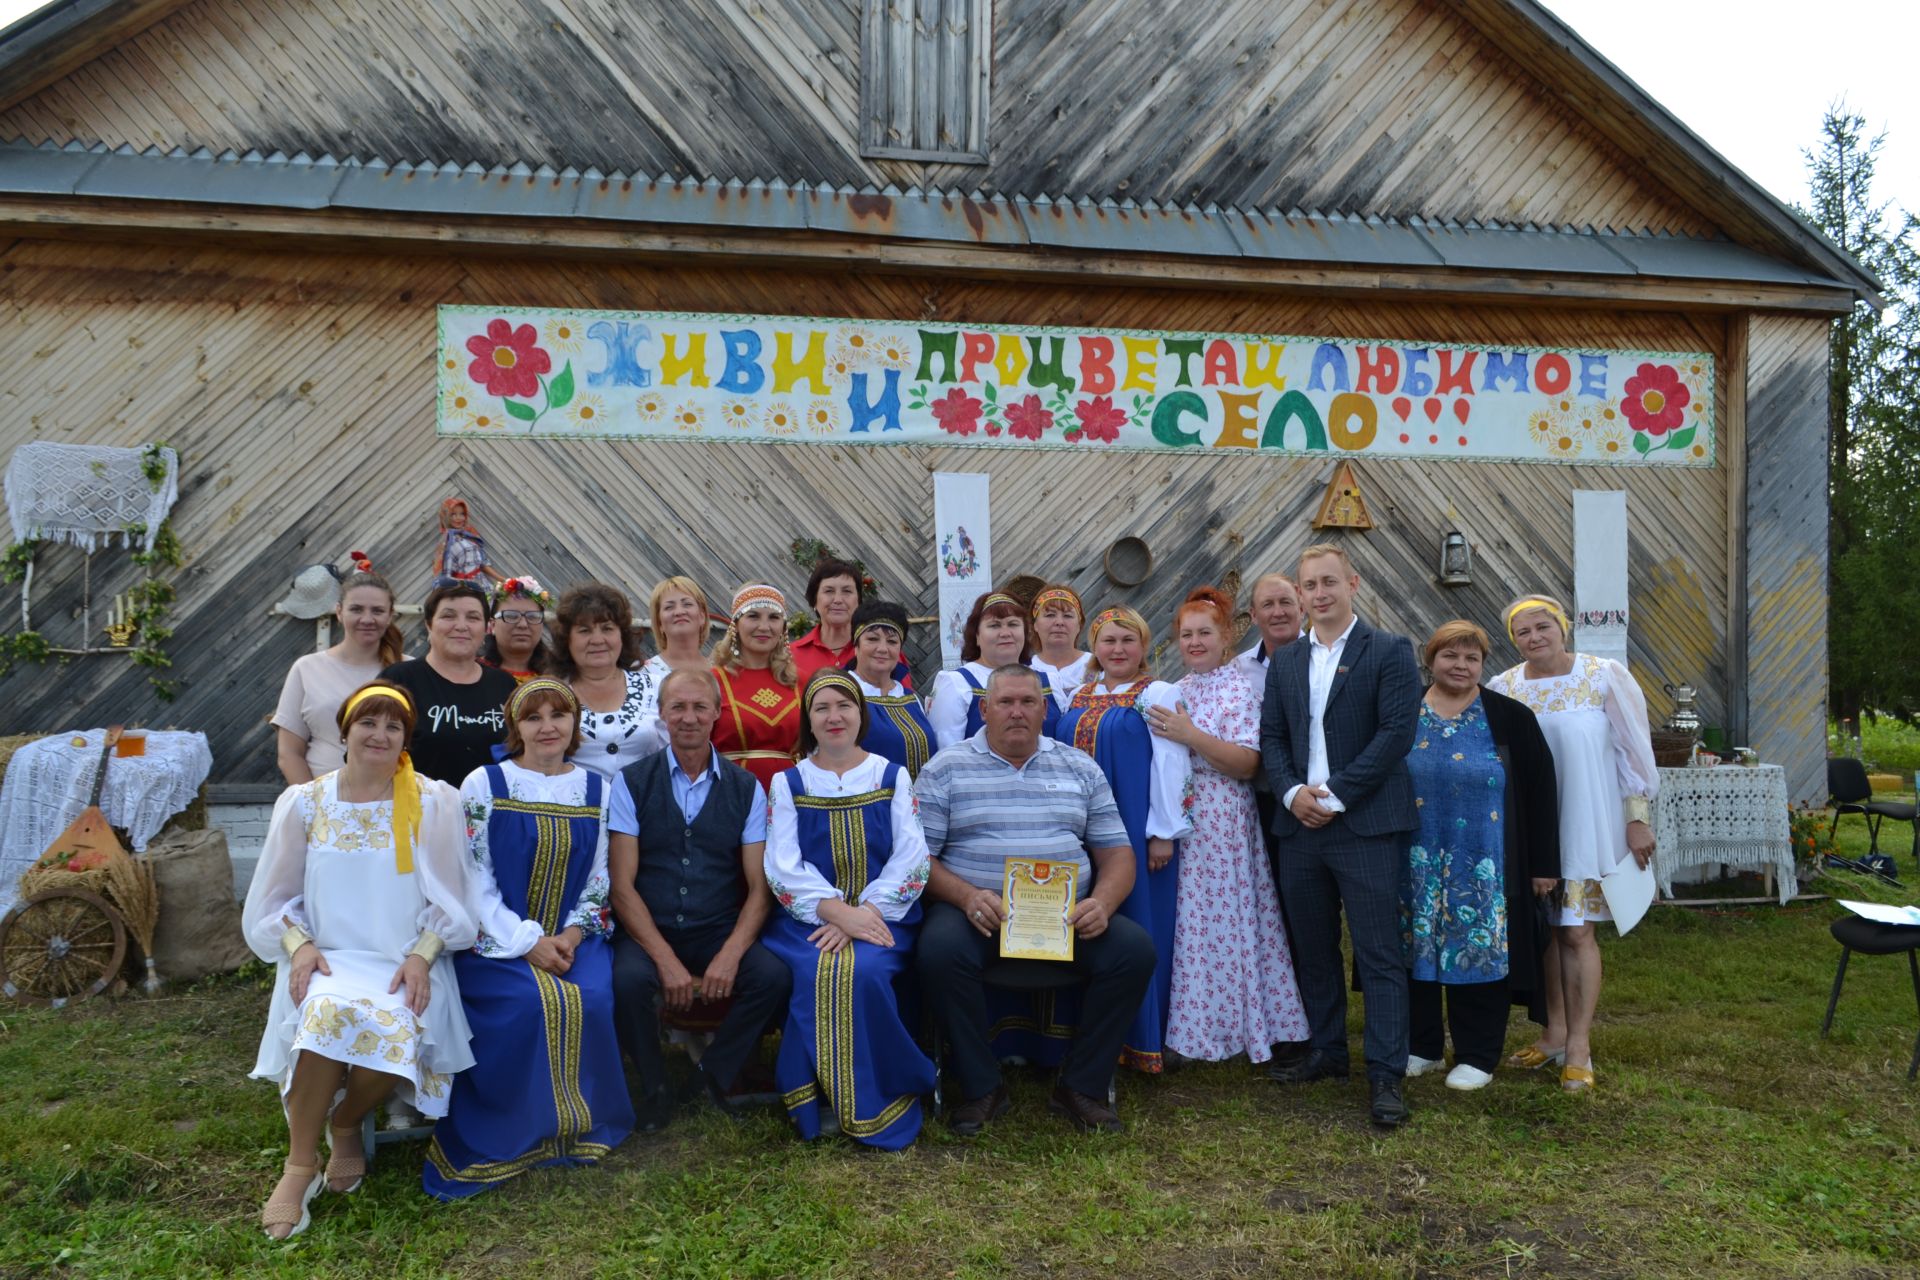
[1052, 603, 1192, 1073]
[710, 584, 802, 789]
[640, 576, 712, 699]
[1485, 594, 1658, 1093]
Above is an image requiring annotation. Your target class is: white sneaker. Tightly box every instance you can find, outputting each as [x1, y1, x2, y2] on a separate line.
[1445, 1063, 1493, 1091]
[1405, 1054, 1444, 1077]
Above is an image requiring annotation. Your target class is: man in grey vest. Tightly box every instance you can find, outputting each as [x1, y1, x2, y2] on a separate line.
[608, 668, 789, 1129]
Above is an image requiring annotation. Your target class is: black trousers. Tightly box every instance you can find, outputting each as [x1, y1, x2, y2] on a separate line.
[1276, 825, 1410, 1080]
[1409, 977, 1510, 1073]
[611, 924, 790, 1099]
[916, 901, 1157, 1101]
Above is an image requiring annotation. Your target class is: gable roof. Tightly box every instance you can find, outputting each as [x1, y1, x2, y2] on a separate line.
[0, 0, 1881, 304]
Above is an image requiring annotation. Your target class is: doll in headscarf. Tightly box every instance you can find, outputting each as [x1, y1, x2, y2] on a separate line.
[431, 498, 506, 589]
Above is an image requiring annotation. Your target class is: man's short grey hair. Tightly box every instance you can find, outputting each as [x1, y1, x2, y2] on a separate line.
[658, 666, 721, 705]
[985, 663, 1044, 695]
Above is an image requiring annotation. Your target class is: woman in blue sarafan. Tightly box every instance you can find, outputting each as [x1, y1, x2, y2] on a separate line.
[926, 592, 1060, 751]
[425, 678, 633, 1199]
[848, 599, 935, 780]
[763, 670, 935, 1148]
[1052, 605, 1192, 1074]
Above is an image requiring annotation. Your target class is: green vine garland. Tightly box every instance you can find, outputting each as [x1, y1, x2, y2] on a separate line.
[0, 441, 184, 697]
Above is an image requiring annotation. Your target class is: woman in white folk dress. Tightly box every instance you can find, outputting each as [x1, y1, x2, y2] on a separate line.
[243, 680, 476, 1239]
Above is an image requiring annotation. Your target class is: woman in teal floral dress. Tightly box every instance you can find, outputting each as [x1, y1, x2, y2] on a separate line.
[1403, 622, 1561, 1091]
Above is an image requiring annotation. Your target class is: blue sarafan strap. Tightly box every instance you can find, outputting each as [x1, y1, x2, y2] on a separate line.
[584, 768, 602, 810]
[484, 762, 508, 800]
[782, 765, 808, 800]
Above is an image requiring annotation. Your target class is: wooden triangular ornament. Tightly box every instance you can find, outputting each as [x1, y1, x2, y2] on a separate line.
[1311, 461, 1374, 530]
[39, 727, 127, 870]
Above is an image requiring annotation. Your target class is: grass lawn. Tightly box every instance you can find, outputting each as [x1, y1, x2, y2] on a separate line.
[5, 846, 1920, 1278]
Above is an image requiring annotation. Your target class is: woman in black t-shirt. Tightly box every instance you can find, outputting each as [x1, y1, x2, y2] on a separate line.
[379, 582, 517, 785]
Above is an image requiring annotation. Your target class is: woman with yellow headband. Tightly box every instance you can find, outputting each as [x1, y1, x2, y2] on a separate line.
[762, 669, 934, 1147]
[1486, 593, 1659, 1093]
[710, 583, 803, 789]
[424, 677, 632, 1198]
[243, 680, 476, 1238]
[849, 598, 936, 779]
[1029, 583, 1091, 713]
[927, 590, 1061, 750]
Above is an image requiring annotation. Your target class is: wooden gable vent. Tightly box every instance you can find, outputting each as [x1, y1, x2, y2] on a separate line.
[1311, 461, 1374, 531]
[860, 0, 991, 163]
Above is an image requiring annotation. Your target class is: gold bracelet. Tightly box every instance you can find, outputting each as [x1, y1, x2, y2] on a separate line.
[1623, 796, 1652, 827]
[406, 931, 445, 964]
[279, 924, 313, 959]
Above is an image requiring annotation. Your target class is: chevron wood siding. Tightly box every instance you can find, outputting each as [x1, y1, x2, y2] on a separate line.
[0, 239, 1737, 785]
[0, 0, 1707, 235]
[1743, 315, 1829, 805]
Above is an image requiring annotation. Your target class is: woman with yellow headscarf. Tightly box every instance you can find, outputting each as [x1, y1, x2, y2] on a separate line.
[1485, 594, 1659, 1094]
[243, 680, 476, 1239]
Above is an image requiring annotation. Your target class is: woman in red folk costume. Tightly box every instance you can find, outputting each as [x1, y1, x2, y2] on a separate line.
[710, 585, 803, 790]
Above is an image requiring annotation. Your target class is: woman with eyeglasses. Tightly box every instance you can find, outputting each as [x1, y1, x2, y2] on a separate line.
[479, 577, 554, 683]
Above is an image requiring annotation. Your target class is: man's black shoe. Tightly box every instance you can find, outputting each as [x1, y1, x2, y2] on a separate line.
[702, 1069, 756, 1120]
[1048, 1084, 1123, 1134]
[634, 1086, 673, 1133]
[1265, 1050, 1350, 1084]
[1370, 1076, 1409, 1128]
[947, 1084, 1010, 1136]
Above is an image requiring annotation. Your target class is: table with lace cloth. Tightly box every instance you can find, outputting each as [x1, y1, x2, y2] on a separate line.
[1652, 764, 1795, 905]
[0, 729, 213, 915]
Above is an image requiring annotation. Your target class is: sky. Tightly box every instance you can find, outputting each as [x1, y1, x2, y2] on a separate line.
[0, 0, 1911, 219]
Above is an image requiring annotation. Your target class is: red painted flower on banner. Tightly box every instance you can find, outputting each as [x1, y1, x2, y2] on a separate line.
[931, 387, 984, 436]
[1620, 363, 1689, 437]
[466, 318, 553, 400]
[1072, 395, 1126, 443]
[1004, 394, 1054, 441]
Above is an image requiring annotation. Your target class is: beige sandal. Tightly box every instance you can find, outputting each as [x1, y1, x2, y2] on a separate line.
[261, 1160, 324, 1240]
[324, 1124, 366, 1194]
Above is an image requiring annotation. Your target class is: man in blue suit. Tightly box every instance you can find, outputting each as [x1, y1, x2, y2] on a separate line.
[1259, 543, 1420, 1127]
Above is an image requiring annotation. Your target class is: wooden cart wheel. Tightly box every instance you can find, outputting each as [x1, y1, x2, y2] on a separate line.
[0, 888, 128, 1008]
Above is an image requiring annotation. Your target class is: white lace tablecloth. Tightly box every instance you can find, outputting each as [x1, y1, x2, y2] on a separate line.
[0, 729, 213, 914]
[1653, 764, 1794, 904]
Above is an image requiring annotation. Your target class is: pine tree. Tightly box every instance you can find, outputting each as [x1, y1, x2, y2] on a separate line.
[1799, 107, 1920, 725]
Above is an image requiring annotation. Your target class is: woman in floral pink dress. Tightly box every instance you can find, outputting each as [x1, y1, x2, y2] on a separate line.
[1146, 587, 1309, 1063]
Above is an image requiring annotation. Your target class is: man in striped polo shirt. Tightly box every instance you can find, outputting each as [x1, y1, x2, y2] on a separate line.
[915, 664, 1157, 1135]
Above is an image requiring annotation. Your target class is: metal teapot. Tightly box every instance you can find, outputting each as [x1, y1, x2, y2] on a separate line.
[1662, 680, 1702, 740]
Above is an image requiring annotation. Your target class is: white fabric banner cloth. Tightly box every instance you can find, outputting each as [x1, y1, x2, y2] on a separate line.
[0, 729, 214, 914]
[1573, 489, 1629, 667]
[4, 443, 179, 551]
[932, 472, 992, 669]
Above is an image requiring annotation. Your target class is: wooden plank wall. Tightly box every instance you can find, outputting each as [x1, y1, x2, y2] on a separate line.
[0, 0, 1708, 235]
[0, 239, 1738, 786]
[1744, 314, 1830, 805]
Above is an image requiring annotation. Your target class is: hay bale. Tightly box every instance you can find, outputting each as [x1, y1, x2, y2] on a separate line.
[0, 732, 45, 782]
[145, 827, 252, 981]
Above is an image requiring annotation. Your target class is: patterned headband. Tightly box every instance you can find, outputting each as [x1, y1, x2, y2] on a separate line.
[1504, 597, 1571, 642]
[804, 668, 863, 708]
[852, 617, 903, 642]
[1031, 587, 1083, 618]
[731, 584, 786, 618]
[507, 676, 579, 722]
[1090, 607, 1129, 634]
[979, 592, 1018, 612]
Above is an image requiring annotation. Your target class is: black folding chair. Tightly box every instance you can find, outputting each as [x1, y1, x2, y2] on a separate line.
[1827, 758, 1919, 865]
[1821, 916, 1920, 1081]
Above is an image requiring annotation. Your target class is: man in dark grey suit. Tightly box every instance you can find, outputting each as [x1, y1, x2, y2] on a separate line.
[1260, 543, 1420, 1126]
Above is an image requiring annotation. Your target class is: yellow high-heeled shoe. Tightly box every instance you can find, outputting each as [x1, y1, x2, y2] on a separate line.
[1506, 1044, 1566, 1071]
[1560, 1062, 1597, 1093]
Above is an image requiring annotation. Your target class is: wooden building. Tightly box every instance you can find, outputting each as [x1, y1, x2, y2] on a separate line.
[0, 0, 1874, 804]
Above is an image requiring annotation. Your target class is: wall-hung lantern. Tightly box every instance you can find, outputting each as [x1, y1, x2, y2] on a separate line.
[1438, 530, 1473, 586]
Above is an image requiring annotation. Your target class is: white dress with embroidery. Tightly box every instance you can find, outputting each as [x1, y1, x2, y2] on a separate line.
[1487, 654, 1659, 919]
[764, 753, 932, 926]
[573, 667, 668, 778]
[243, 773, 478, 1116]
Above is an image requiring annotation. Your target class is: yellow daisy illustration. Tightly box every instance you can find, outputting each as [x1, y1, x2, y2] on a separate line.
[1546, 428, 1583, 459]
[837, 327, 878, 367]
[1689, 442, 1707, 460]
[1527, 409, 1559, 445]
[1595, 424, 1630, 459]
[635, 391, 669, 425]
[826, 351, 856, 384]
[764, 401, 800, 435]
[875, 333, 913, 370]
[805, 399, 841, 436]
[720, 397, 756, 431]
[543, 318, 587, 357]
[670, 404, 704, 434]
[564, 393, 607, 430]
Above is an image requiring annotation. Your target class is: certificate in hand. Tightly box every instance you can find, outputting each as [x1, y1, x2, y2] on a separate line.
[1000, 859, 1077, 962]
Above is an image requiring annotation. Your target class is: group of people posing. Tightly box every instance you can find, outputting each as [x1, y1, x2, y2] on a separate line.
[247, 545, 1659, 1239]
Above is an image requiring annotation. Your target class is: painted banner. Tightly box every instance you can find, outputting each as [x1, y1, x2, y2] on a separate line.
[438, 306, 1714, 467]
[932, 472, 992, 668]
